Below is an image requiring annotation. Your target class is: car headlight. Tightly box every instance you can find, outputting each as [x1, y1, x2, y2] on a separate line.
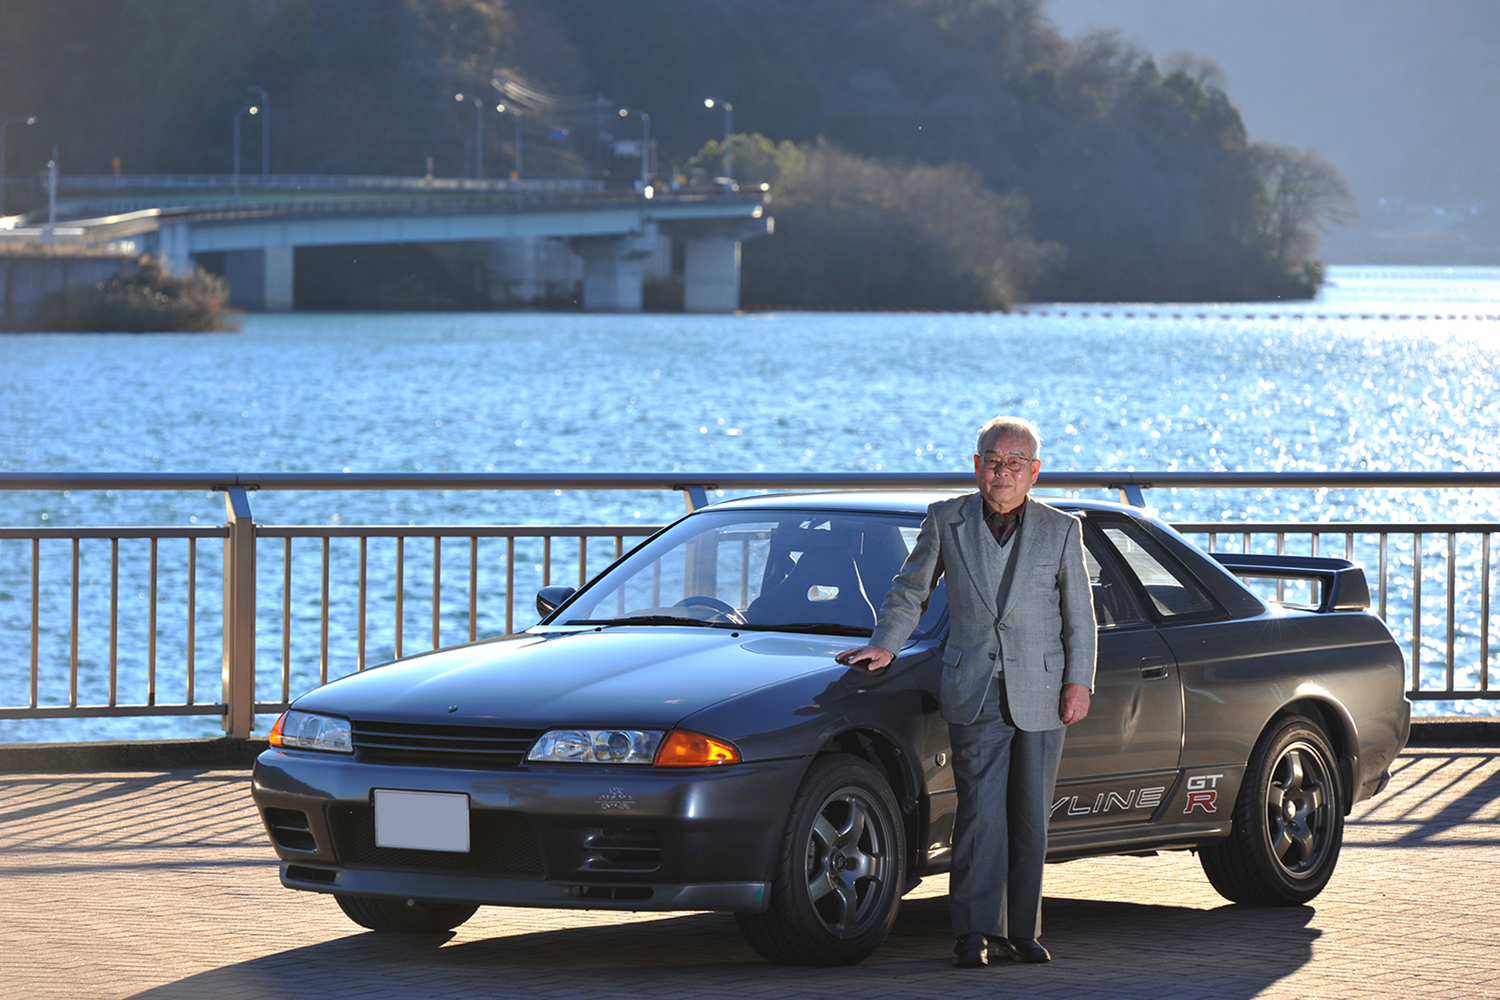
[525, 728, 741, 766]
[268, 710, 353, 753]
[527, 729, 664, 764]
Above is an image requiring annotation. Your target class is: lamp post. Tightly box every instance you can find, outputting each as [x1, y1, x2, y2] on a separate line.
[45, 143, 57, 238]
[617, 107, 651, 187]
[233, 105, 258, 196]
[704, 98, 733, 187]
[246, 86, 269, 176]
[494, 101, 522, 180]
[490, 78, 527, 181]
[455, 93, 486, 179]
[0, 115, 37, 217]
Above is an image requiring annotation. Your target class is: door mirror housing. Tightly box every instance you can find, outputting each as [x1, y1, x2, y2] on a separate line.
[536, 585, 577, 619]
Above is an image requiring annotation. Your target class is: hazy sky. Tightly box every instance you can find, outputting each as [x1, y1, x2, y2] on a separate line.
[1046, 0, 1500, 217]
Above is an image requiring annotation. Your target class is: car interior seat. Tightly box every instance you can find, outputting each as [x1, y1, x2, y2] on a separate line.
[745, 523, 878, 627]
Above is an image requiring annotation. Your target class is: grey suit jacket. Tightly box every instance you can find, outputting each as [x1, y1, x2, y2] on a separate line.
[869, 493, 1097, 730]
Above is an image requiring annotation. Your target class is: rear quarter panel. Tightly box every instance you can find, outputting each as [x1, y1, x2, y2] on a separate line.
[1165, 607, 1409, 807]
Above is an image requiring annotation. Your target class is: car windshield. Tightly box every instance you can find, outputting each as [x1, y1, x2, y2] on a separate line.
[555, 508, 947, 638]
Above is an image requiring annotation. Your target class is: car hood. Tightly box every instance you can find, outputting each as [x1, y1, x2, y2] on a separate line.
[291, 626, 854, 730]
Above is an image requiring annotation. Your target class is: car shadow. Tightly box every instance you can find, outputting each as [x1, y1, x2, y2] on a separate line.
[124, 892, 1318, 999]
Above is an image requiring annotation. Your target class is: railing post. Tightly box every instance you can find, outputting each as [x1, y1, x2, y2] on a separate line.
[220, 486, 256, 738]
[675, 483, 711, 512]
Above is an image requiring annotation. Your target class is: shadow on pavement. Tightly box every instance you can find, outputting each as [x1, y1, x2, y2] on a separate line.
[126, 892, 1318, 1000]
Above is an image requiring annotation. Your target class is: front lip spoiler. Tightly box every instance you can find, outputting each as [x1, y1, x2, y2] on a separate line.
[280, 862, 770, 913]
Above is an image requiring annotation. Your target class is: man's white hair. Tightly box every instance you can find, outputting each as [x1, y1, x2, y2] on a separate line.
[975, 415, 1041, 459]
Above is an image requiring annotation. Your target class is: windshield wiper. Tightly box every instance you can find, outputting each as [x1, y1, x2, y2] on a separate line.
[565, 615, 719, 628]
[736, 622, 874, 637]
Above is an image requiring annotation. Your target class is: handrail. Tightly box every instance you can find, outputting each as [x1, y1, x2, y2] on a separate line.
[4, 470, 1500, 494]
[2, 472, 1497, 743]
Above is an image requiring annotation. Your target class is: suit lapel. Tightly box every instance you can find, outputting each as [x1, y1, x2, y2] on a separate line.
[999, 497, 1044, 620]
[952, 493, 1001, 612]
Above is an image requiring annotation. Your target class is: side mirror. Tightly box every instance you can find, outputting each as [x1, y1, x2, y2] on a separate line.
[536, 585, 577, 618]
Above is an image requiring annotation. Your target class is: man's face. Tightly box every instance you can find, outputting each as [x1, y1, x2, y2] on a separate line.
[973, 432, 1039, 513]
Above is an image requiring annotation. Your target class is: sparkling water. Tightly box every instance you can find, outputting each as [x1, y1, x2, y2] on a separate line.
[2, 266, 1497, 741]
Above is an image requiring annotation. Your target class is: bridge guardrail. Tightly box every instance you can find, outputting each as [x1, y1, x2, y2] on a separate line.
[1, 471, 1496, 739]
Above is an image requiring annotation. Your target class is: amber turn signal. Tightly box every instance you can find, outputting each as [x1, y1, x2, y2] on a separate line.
[267, 711, 288, 747]
[654, 730, 740, 767]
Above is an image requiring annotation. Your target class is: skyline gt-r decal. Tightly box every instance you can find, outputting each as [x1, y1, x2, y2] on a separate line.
[1184, 773, 1225, 814]
[1051, 771, 1234, 821]
[1052, 784, 1167, 818]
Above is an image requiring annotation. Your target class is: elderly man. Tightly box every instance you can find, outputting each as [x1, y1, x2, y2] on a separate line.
[837, 415, 1096, 968]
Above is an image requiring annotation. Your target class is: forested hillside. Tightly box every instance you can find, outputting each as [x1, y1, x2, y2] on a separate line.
[0, 0, 1353, 305]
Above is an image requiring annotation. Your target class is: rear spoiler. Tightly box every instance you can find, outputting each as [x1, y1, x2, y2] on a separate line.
[1210, 553, 1371, 612]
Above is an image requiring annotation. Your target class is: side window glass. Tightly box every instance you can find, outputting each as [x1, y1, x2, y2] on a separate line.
[1082, 534, 1146, 627]
[1101, 523, 1217, 620]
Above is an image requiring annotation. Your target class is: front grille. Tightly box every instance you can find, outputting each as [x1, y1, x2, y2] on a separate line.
[329, 804, 546, 876]
[582, 828, 662, 873]
[351, 720, 543, 770]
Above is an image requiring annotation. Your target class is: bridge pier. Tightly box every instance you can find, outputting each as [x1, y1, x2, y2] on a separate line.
[570, 224, 659, 312]
[682, 238, 740, 313]
[663, 216, 772, 313]
[225, 246, 295, 311]
[158, 222, 194, 278]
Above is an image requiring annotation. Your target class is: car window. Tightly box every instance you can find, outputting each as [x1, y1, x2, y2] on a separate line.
[1082, 534, 1147, 627]
[556, 509, 946, 637]
[1099, 521, 1217, 620]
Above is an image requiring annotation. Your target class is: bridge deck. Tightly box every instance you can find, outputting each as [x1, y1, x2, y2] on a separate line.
[1, 745, 1495, 1000]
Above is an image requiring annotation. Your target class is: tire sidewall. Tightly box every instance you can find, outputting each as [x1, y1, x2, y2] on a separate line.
[778, 755, 906, 962]
[1240, 716, 1344, 902]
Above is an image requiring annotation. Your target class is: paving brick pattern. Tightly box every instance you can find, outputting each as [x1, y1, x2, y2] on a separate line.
[1, 747, 1497, 1000]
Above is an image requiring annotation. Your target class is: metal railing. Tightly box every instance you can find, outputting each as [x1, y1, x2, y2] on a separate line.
[2, 471, 1498, 739]
[57, 174, 609, 194]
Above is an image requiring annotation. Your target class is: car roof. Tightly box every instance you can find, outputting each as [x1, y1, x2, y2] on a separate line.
[709, 490, 1141, 517]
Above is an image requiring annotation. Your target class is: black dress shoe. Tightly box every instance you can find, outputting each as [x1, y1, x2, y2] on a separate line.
[997, 937, 1051, 963]
[952, 933, 989, 968]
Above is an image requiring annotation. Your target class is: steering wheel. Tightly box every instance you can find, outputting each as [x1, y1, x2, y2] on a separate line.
[673, 595, 747, 625]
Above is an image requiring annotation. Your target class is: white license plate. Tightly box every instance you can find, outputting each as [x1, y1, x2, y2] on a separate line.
[373, 789, 470, 853]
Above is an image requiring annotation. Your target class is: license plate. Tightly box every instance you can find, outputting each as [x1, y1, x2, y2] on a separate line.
[373, 789, 470, 853]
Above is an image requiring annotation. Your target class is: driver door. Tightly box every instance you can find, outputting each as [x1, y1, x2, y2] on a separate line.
[1050, 523, 1184, 834]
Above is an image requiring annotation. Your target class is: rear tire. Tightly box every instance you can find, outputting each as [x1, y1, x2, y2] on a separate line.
[335, 894, 479, 933]
[735, 754, 905, 966]
[1200, 715, 1344, 905]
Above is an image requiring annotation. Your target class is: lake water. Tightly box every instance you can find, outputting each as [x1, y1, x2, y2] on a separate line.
[2, 265, 1498, 741]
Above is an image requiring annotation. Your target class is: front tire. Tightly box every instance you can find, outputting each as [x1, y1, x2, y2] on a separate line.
[735, 754, 905, 966]
[335, 894, 479, 933]
[1199, 715, 1344, 905]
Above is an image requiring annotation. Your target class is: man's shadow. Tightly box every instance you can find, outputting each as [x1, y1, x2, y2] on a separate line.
[127, 891, 1318, 1000]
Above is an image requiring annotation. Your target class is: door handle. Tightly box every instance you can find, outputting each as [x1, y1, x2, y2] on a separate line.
[1139, 656, 1169, 680]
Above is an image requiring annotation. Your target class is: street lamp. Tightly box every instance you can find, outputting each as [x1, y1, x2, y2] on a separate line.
[0, 114, 37, 217]
[704, 98, 733, 187]
[233, 105, 258, 196]
[246, 86, 269, 176]
[617, 107, 651, 188]
[455, 93, 486, 179]
[493, 100, 522, 180]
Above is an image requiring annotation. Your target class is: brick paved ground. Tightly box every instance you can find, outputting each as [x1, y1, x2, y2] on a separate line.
[1, 746, 1497, 1000]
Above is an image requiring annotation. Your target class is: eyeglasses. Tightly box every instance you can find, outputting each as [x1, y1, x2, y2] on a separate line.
[978, 455, 1036, 474]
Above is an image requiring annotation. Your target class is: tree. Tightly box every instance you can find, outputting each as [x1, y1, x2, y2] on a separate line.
[1255, 144, 1358, 269]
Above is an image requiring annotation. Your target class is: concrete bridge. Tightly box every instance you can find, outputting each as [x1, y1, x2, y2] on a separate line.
[2, 174, 773, 313]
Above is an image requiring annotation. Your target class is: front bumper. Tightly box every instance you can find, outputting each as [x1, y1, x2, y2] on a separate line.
[251, 748, 808, 913]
